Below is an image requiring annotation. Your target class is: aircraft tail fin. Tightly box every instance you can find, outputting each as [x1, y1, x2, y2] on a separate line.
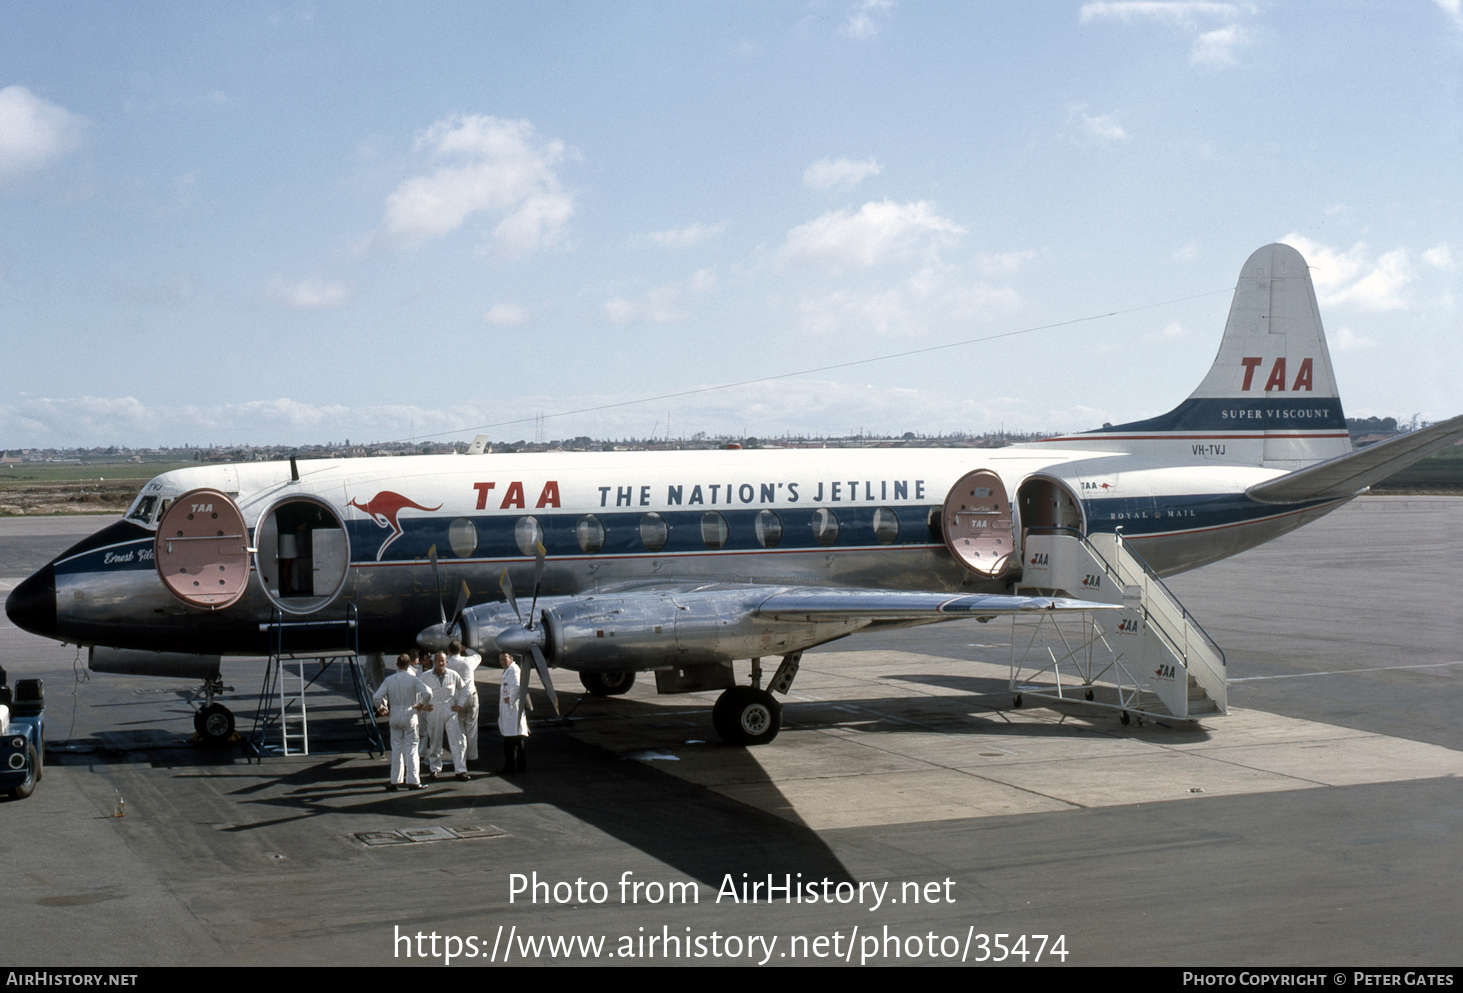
[1046, 243, 1352, 467]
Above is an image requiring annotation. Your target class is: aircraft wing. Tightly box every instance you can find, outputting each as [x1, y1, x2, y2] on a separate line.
[1245, 413, 1463, 505]
[753, 587, 1115, 621]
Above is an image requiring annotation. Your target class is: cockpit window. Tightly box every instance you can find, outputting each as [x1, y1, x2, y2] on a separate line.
[126, 495, 159, 525]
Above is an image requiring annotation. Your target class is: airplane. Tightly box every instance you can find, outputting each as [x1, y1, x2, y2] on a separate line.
[7, 243, 1462, 747]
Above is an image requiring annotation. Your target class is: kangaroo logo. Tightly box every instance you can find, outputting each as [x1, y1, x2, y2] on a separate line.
[348, 491, 442, 560]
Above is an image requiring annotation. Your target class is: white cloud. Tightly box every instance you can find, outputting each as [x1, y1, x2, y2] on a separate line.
[1281, 234, 1414, 312]
[604, 268, 717, 324]
[1174, 242, 1198, 262]
[264, 275, 352, 311]
[1437, 0, 1463, 30]
[975, 249, 1036, 276]
[374, 114, 571, 256]
[803, 157, 883, 191]
[1333, 326, 1375, 352]
[1079, 2, 1246, 27]
[1422, 243, 1454, 270]
[1079, 2, 1253, 67]
[484, 301, 530, 326]
[840, 0, 893, 40]
[792, 263, 1021, 338]
[1191, 25, 1247, 66]
[649, 221, 728, 247]
[0, 86, 87, 183]
[777, 201, 965, 270]
[1082, 112, 1128, 140]
[689, 267, 717, 292]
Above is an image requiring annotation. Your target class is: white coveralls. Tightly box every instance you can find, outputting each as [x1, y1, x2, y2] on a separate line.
[445, 650, 482, 762]
[420, 667, 470, 775]
[371, 670, 432, 786]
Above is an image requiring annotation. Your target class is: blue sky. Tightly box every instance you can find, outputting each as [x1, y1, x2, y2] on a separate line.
[2, 2, 1460, 448]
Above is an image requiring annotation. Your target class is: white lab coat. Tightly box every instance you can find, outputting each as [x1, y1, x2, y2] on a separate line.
[498, 662, 529, 738]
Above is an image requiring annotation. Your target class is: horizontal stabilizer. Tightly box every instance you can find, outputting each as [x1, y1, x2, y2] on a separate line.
[1245, 414, 1463, 504]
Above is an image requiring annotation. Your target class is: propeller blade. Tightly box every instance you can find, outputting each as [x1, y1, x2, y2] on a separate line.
[429, 545, 445, 626]
[451, 580, 469, 628]
[530, 643, 558, 715]
[500, 567, 520, 623]
[527, 541, 546, 627]
[517, 653, 534, 712]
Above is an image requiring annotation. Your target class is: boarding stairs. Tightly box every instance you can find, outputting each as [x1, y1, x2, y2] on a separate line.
[1011, 528, 1226, 723]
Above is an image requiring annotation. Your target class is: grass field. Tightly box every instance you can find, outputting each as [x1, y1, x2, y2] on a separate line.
[0, 461, 195, 515]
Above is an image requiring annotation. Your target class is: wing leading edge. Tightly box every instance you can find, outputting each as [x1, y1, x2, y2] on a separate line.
[753, 587, 1117, 621]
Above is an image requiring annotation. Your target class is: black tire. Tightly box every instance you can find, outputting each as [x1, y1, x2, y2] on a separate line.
[1119, 711, 1131, 726]
[195, 704, 235, 747]
[579, 671, 635, 696]
[712, 687, 781, 746]
[9, 744, 37, 799]
[1084, 688, 1094, 701]
[1012, 694, 1023, 708]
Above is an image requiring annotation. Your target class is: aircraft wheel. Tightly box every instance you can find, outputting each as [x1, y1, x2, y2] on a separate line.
[1119, 711, 1131, 726]
[9, 744, 38, 799]
[579, 671, 635, 696]
[195, 704, 236, 747]
[1012, 694, 1023, 708]
[712, 687, 781, 747]
[1084, 688, 1094, 701]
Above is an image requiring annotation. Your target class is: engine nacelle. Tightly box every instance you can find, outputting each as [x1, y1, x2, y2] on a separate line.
[459, 589, 864, 674]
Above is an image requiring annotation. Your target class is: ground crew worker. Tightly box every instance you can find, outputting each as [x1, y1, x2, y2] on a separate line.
[497, 652, 528, 774]
[371, 653, 433, 790]
[420, 651, 471, 781]
[445, 640, 482, 766]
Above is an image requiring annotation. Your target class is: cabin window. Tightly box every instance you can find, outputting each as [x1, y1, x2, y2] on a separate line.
[700, 511, 729, 550]
[448, 517, 478, 558]
[872, 506, 900, 544]
[754, 509, 782, 549]
[576, 514, 605, 554]
[811, 507, 840, 547]
[514, 516, 543, 556]
[639, 512, 669, 553]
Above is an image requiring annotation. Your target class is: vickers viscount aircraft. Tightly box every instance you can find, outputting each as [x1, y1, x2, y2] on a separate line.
[8, 244, 1462, 746]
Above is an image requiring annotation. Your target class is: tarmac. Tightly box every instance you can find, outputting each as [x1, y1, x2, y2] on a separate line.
[0, 496, 1459, 967]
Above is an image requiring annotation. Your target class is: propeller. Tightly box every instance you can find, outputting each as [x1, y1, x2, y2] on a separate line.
[417, 546, 472, 652]
[496, 541, 559, 714]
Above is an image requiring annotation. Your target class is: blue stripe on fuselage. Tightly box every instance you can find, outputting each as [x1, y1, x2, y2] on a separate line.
[1082, 492, 1336, 537]
[348, 504, 940, 562]
[1085, 397, 1346, 435]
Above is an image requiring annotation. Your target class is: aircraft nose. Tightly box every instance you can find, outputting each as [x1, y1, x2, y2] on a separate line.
[5, 563, 56, 639]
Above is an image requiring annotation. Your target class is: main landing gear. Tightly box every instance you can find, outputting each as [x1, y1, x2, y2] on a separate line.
[711, 651, 802, 747]
[579, 671, 636, 696]
[712, 686, 782, 746]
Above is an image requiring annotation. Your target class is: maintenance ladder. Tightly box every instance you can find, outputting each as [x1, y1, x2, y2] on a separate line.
[250, 603, 384, 756]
